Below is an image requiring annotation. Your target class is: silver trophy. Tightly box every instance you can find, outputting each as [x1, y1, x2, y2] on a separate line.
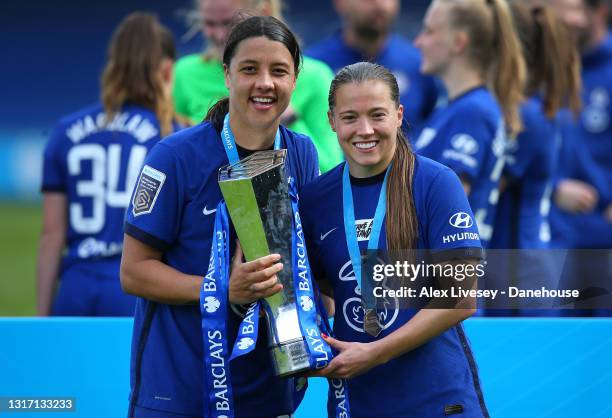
[218, 150, 310, 377]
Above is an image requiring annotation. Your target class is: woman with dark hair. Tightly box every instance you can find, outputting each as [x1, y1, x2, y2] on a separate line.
[173, 0, 343, 172]
[299, 62, 488, 417]
[37, 12, 177, 316]
[121, 15, 319, 418]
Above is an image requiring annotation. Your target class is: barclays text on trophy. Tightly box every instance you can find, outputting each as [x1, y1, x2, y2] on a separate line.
[218, 149, 313, 377]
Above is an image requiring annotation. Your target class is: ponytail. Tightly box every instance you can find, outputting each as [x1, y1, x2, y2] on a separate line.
[205, 98, 230, 132]
[386, 131, 418, 251]
[488, 0, 526, 136]
[444, 0, 526, 136]
[533, 7, 582, 117]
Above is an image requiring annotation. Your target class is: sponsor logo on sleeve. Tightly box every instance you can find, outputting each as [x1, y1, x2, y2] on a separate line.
[450, 134, 479, 155]
[132, 165, 166, 216]
[443, 212, 480, 243]
[449, 212, 474, 228]
[441, 134, 479, 168]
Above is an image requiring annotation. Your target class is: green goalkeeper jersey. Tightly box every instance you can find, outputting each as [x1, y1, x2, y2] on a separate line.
[173, 54, 343, 172]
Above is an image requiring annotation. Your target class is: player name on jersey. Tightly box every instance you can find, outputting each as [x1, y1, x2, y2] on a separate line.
[65, 112, 158, 144]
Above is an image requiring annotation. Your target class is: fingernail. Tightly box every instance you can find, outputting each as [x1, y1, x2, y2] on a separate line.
[272, 254, 281, 261]
[321, 333, 328, 338]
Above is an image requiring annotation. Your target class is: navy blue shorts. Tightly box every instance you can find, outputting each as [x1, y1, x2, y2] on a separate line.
[52, 262, 135, 316]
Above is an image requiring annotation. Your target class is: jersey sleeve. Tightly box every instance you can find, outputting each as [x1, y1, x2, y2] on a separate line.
[436, 108, 497, 183]
[41, 124, 67, 193]
[295, 137, 320, 190]
[124, 142, 186, 251]
[504, 137, 538, 180]
[425, 168, 483, 263]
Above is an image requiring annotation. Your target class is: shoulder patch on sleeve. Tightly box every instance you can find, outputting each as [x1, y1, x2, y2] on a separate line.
[132, 165, 166, 216]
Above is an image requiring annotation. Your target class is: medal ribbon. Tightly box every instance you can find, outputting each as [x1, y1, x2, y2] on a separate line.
[200, 202, 235, 418]
[201, 187, 350, 417]
[221, 113, 281, 165]
[342, 163, 390, 306]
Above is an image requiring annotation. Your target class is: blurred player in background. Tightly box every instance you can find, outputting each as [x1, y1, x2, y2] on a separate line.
[37, 13, 177, 316]
[548, 0, 612, 245]
[491, 2, 581, 250]
[413, 0, 526, 248]
[487, 2, 582, 316]
[306, 0, 441, 136]
[546, 0, 612, 314]
[174, 0, 344, 172]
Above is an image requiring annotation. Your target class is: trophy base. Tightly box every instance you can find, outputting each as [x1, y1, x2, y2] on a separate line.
[270, 338, 311, 377]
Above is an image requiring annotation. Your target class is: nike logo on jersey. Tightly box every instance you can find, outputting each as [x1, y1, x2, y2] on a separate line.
[203, 206, 217, 216]
[320, 228, 337, 241]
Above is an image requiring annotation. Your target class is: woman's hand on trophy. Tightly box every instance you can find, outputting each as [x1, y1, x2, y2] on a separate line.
[306, 335, 383, 379]
[228, 241, 284, 305]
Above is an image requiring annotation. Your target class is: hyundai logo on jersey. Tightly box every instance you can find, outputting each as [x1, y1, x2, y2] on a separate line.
[450, 134, 479, 155]
[449, 212, 474, 228]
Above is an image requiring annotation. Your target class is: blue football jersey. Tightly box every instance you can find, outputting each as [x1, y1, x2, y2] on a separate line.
[306, 32, 441, 135]
[124, 122, 319, 416]
[299, 157, 487, 418]
[490, 97, 560, 249]
[551, 34, 612, 249]
[41, 103, 167, 274]
[413, 87, 506, 248]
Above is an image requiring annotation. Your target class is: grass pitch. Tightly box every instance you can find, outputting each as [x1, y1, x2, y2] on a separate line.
[0, 203, 41, 316]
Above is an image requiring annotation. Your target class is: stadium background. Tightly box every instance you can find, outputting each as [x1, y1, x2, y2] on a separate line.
[0, 0, 429, 316]
[1, 2, 612, 417]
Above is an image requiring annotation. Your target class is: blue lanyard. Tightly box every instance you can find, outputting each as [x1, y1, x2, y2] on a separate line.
[201, 190, 351, 418]
[342, 163, 390, 290]
[221, 113, 282, 165]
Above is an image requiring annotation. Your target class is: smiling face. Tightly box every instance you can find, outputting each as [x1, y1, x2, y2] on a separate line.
[224, 36, 296, 131]
[329, 79, 403, 178]
[414, 1, 456, 77]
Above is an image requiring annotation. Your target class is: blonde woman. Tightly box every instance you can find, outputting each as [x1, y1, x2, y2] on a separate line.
[414, 0, 526, 248]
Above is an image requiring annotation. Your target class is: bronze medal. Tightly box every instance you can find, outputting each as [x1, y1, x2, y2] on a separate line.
[363, 308, 382, 337]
